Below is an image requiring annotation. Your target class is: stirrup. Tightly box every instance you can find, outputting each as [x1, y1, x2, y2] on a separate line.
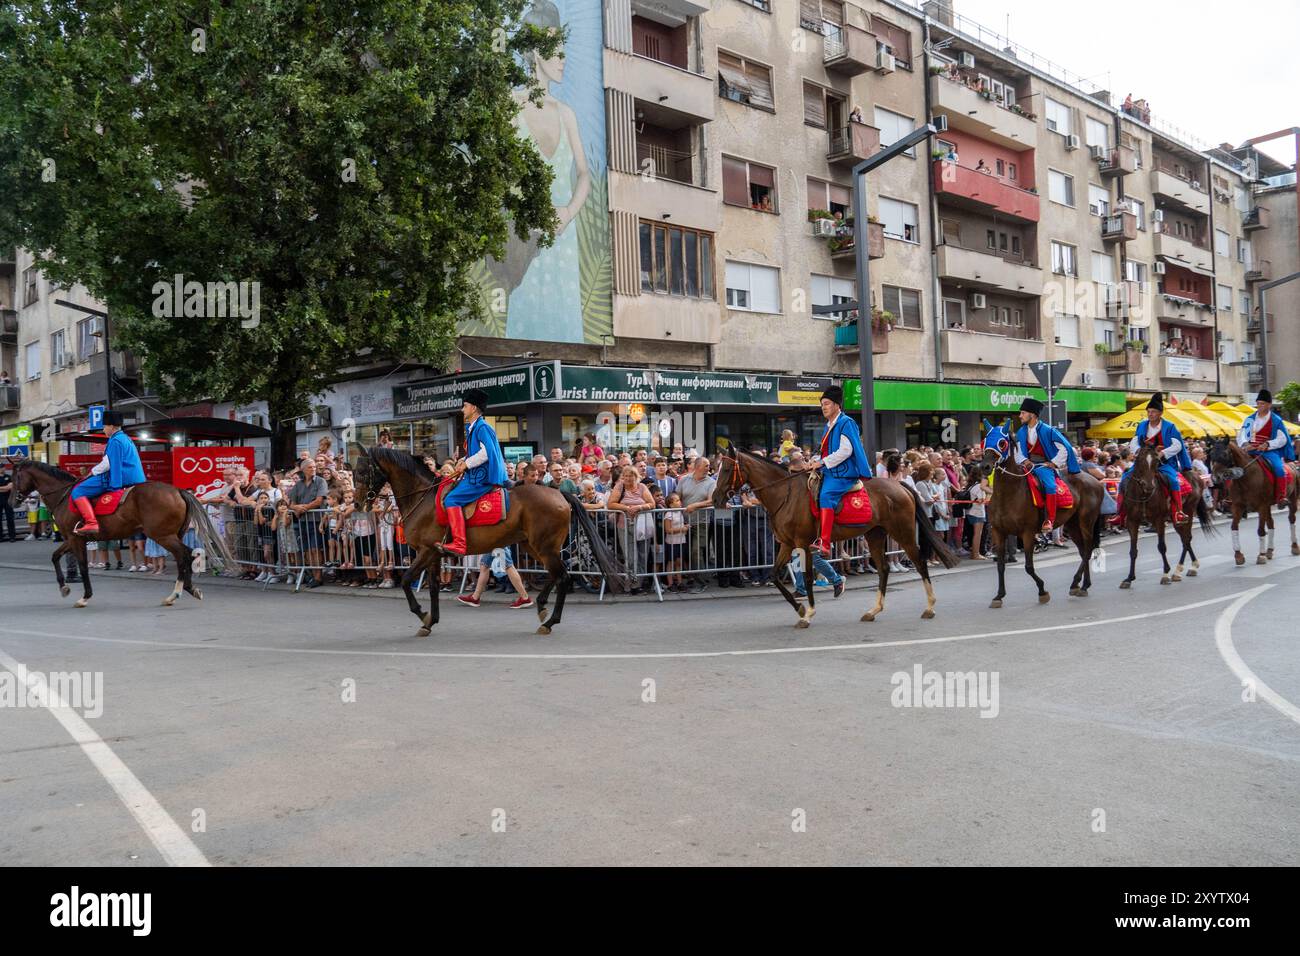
[1040, 520, 1053, 533]
[811, 538, 831, 556]
[73, 521, 100, 537]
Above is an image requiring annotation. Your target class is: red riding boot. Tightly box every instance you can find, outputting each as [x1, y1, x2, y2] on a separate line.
[72, 496, 100, 536]
[1169, 486, 1186, 523]
[1276, 475, 1290, 506]
[441, 505, 468, 555]
[1041, 494, 1057, 533]
[812, 507, 836, 556]
[1111, 492, 1126, 528]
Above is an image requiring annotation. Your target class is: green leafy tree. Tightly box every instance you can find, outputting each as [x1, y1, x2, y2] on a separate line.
[0, 0, 561, 464]
[1275, 381, 1300, 421]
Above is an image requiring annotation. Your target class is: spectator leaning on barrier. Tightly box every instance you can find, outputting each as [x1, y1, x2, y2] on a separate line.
[289, 459, 328, 588]
[606, 465, 653, 595]
[676, 454, 715, 592]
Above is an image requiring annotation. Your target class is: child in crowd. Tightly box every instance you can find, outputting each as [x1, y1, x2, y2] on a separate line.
[272, 498, 300, 583]
[662, 492, 687, 592]
[320, 490, 342, 567]
[347, 490, 377, 587]
[253, 491, 277, 582]
[456, 547, 534, 609]
[374, 483, 396, 588]
[128, 530, 147, 571]
[143, 535, 167, 574]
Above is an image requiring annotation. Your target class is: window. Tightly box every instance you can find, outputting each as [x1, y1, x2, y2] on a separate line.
[1051, 241, 1078, 277]
[1237, 238, 1251, 266]
[717, 51, 773, 110]
[1096, 319, 1118, 349]
[639, 221, 715, 299]
[1127, 197, 1146, 230]
[22, 267, 40, 307]
[76, 317, 101, 362]
[1125, 260, 1148, 290]
[1088, 183, 1110, 217]
[943, 298, 966, 329]
[1085, 116, 1110, 150]
[1215, 229, 1230, 257]
[738, 0, 771, 11]
[868, 15, 913, 69]
[800, 0, 842, 31]
[807, 177, 851, 218]
[874, 107, 916, 158]
[722, 156, 777, 212]
[24, 342, 40, 381]
[1056, 313, 1080, 348]
[1048, 169, 1074, 206]
[1240, 291, 1251, 315]
[810, 274, 855, 320]
[1218, 284, 1232, 310]
[986, 229, 996, 251]
[803, 82, 844, 129]
[1091, 251, 1115, 285]
[995, 158, 1005, 176]
[878, 197, 919, 243]
[724, 260, 780, 313]
[1008, 162, 1017, 181]
[1044, 97, 1071, 135]
[881, 285, 922, 329]
[50, 330, 67, 369]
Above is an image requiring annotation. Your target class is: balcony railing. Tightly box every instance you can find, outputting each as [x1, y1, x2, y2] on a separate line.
[636, 142, 695, 186]
[1151, 158, 1206, 193]
[933, 160, 1040, 221]
[1101, 211, 1137, 243]
[1246, 259, 1272, 283]
[1105, 347, 1144, 373]
[1243, 206, 1269, 230]
[932, 68, 1038, 122]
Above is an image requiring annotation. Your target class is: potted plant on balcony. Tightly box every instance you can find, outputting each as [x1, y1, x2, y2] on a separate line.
[1093, 343, 1109, 355]
[871, 308, 894, 334]
[929, 64, 945, 76]
[807, 208, 834, 223]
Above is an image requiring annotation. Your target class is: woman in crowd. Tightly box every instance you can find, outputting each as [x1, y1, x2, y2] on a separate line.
[605, 465, 652, 595]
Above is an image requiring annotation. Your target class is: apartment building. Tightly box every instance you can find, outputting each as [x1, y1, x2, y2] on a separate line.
[1, 247, 18, 430]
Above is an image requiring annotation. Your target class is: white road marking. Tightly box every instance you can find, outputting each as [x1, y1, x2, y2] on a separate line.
[0, 589, 1259, 661]
[1214, 586, 1300, 728]
[0, 647, 210, 867]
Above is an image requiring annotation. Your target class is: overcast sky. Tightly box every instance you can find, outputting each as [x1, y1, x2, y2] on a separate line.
[929, 0, 1298, 168]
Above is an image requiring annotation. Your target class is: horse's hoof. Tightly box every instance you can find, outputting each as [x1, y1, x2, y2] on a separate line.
[1068, 587, 1083, 597]
[417, 627, 431, 637]
[59, 585, 70, 598]
[162, 597, 175, 606]
[1235, 552, 1246, 566]
[795, 618, 810, 629]
[421, 612, 433, 629]
[1266, 549, 1275, 560]
[1186, 569, 1197, 577]
[1038, 593, 1050, 604]
[861, 612, 876, 622]
[1292, 544, 1300, 556]
[1119, 580, 1131, 589]
[989, 599, 1002, 609]
[1256, 555, 1268, 565]
[536, 625, 551, 636]
[73, 599, 88, 608]
[1171, 574, 1182, 583]
[193, 589, 203, 600]
[920, 609, 935, 620]
[1159, 576, 1170, 586]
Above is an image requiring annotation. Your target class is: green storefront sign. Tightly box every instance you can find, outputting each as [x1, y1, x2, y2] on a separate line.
[393, 365, 534, 416]
[842, 379, 1126, 415]
[560, 366, 656, 403]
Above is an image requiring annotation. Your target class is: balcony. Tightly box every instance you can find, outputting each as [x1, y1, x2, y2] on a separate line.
[827, 121, 880, 167]
[1150, 167, 1209, 216]
[1155, 294, 1213, 328]
[1246, 313, 1273, 335]
[833, 320, 889, 354]
[930, 74, 1037, 151]
[1098, 146, 1137, 177]
[1152, 230, 1212, 273]
[1159, 355, 1216, 385]
[636, 141, 696, 185]
[941, 328, 1044, 367]
[1243, 206, 1269, 231]
[933, 161, 1039, 222]
[604, 49, 714, 125]
[936, 243, 1043, 295]
[1246, 259, 1272, 283]
[636, 0, 711, 16]
[826, 219, 885, 261]
[823, 23, 876, 76]
[1101, 211, 1137, 243]
[613, 291, 720, 344]
[0, 384, 19, 411]
[0, 308, 16, 342]
[1103, 281, 1143, 321]
[1104, 347, 1144, 374]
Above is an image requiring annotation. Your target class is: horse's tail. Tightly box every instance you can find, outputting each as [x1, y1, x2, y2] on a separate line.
[181, 490, 239, 570]
[1194, 486, 1218, 536]
[903, 484, 959, 569]
[563, 493, 629, 594]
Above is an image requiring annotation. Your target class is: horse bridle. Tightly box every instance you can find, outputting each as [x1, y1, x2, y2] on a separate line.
[728, 453, 813, 496]
[359, 450, 442, 522]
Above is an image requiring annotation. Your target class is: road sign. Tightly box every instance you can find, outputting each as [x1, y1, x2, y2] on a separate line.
[88, 404, 105, 430]
[1045, 400, 1067, 429]
[1028, 360, 1071, 392]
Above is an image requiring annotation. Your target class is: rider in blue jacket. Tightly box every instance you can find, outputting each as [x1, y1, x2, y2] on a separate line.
[70, 410, 146, 535]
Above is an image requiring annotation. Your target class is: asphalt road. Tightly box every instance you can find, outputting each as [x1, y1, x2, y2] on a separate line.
[1, 526, 1298, 866]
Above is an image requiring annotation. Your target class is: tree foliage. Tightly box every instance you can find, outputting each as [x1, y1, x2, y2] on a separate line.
[1275, 381, 1300, 421]
[0, 0, 561, 461]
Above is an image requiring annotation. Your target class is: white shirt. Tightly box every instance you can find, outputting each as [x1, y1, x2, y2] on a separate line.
[90, 454, 110, 476]
[1014, 422, 1068, 469]
[463, 417, 489, 468]
[1238, 412, 1287, 451]
[1127, 418, 1181, 460]
[820, 413, 854, 468]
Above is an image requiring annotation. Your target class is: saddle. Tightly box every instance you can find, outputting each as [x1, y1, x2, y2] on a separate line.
[434, 482, 509, 528]
[83, 485, 133, 516]
[807, 477, 873, 525]
[1026, 473, 1074, 510]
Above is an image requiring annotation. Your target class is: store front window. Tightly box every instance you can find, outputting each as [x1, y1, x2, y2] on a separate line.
[905, 413, 948, 449]
[769, 413, 826, 457]
[711, 413, 768, 454]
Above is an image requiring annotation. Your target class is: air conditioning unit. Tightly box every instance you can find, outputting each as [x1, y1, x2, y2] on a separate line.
[931, 114, 948, 133]
[1153, 261, 1167, 275]
[812, 219, 838, 238]
[1065, 134, 1081, 151]
[876, 50, 896, 72]
[309, 405, 332, 427]
[969, 293, 987, 309]
[1080, 371, 1097, 386]
[1152, 209, 1165, 224]
[1089, 144, 1106, 161]
[959, 52, 976, 69]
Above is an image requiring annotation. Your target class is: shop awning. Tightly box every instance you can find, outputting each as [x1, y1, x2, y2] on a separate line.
[1087, 404, 1226, 440]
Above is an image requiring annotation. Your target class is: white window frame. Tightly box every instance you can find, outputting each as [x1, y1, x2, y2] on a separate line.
[873, 107, 916, 158]
[1091, 251, 1115, 286]
[1051, 240, 1078, 277]
[24, 341, 41, 381]
[50, 329, 68, 370]
[1085, 116, 1110, 149]
[1240, 290, 1251, 315]
[1095, 319, 1119, 350]
[1217, 284, 1233, 311]
[1087, 183, 1110, 217]
[1048, 168, 1074, 207]
[1127, 197, 1146, 231]
[810, 273, 855, 320]
[882, 285, 922, 329]
[942, 297, 966, 329]
[1215, 229, 1230, 257]
[878, 196, 920, 243]
[724, 260, 781, 314]
[1056, 313, 1081, 348]
[1044, 97, 1071, 135]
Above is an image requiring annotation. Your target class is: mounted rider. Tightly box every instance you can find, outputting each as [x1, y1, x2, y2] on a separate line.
[70, 410, 146, 535]
[1012, 397, 1080, 533]
[1122, 391, 1192, 523]
[1237, 388, 1296, 505]
[810, 384, 873, 556]
[437, 388, 508, 556]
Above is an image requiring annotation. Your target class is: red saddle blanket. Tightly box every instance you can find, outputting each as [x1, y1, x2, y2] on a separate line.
[1027, 475, 1075, 510]
[77, 486, 131, 515]
[435, 484, 508, 528]
[808, 486, 874, 525]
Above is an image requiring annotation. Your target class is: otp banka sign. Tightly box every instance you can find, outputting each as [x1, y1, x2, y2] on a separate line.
[989, 388, 1032, 410]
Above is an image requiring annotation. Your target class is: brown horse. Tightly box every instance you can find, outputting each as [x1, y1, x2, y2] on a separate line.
[974, 429, 1104, 608]
[352, 446, 626, 636]
[712, 447, 958, 628]
[1206, 438, 1300, 565]
[8, 458, 235, 607]
[1117, 445, 1215, 588]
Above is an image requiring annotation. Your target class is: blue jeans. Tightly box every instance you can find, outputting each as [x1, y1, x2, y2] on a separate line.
[793, 553, 842, 593]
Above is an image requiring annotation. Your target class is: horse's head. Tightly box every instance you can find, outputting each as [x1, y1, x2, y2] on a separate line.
[712, 446, 739, 509]
[351, 448, 380, 509]
[7, 458, 36, 497]
[981, 418, 1013, 468]
[1205, 436, 1243, 482]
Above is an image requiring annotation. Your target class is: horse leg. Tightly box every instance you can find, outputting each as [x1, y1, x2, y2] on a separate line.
[990, 528, 1007, 609]
[770, 541, 804, 621]
[537, 552, 569, 636]
[1266, 510, 1275, 560]
[1157, 524, 1172, 584]
[861, 528, 889, 623]
[155, 534, 188, 605]
[400, 548, 439, 634]
[1022, 532, 1049, 603]
[72, 537, 92, 608]
[50, 541, 70, 598]
[1120, 523, 1138, 589]
[1231, 508, 1244, 565]
[1067, 522, 1088, 596]
[894, 529, 936, 620]
[796, 545, 815, 629]
[1291, 501, 1299, 556]
[1256, 510, 1268, 565]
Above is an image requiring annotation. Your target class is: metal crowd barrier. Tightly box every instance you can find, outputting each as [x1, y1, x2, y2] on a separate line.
[199, 501, 919, 601]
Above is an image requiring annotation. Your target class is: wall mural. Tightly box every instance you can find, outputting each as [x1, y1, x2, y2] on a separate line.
[462, 0, 611, 345]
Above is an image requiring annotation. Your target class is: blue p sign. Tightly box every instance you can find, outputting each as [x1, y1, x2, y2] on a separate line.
[88, 405, 105, 430]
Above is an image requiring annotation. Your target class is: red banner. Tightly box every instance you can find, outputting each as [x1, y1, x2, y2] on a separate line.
[169, 447, 256, 496]
[59, 451, 173, 484]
